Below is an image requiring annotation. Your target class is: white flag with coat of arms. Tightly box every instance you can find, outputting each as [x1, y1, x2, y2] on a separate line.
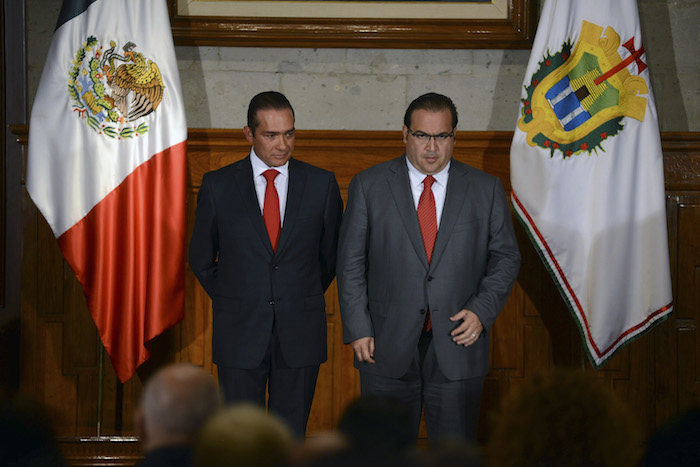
[510, 0, 673, 367]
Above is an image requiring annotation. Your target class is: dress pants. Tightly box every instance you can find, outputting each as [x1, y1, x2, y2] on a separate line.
[360, 330, 485, 443]
[217, 323, 319, 438]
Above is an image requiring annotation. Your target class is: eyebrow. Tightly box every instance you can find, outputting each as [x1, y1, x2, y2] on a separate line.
[261, 129, 295, 135]
[411, 130, 453, 136]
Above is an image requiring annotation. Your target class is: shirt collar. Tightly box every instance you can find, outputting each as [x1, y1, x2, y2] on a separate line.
[250, 148, 290, 178]
[405, 156, 450, 188]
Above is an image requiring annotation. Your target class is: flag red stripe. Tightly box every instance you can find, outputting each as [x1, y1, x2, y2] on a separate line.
[597, 301, 672, 357]
[58, 141, 187, 382]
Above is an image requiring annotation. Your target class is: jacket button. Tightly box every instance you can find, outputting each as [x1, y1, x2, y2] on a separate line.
[427, 276, 433, 281]
[269, 301, 274, 306]
[419, 309, 426, 314]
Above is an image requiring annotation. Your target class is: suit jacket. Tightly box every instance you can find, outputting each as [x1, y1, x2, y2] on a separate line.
[189, 156, 343, 369]
[337, 156, 520, 380]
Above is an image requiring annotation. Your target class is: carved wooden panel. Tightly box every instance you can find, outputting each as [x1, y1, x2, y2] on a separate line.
[12, 127, 699, 465]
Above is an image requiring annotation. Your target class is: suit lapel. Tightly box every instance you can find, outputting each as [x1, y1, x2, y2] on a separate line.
[387, 156, 430, 270]
[275, 158, 305, 257]
[431, 160, 470, 268]
[234, 157, 275, 255]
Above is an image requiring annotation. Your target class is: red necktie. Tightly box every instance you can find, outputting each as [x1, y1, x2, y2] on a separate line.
[417, 175, 437, 331]
[263, 169, 281, 251]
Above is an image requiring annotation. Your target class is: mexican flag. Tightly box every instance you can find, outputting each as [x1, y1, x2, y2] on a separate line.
[27, 0, 187, 382]
[510, 0, 673, 367]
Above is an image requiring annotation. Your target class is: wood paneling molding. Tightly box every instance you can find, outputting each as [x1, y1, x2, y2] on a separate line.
[57, 437, 141, 467]
[10, 126, 700, 190]
[661, 132, 700, 191]
[184, 129, 700, 191]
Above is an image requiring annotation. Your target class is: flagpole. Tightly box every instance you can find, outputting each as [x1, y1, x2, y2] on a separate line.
[97, 341, 104, 437]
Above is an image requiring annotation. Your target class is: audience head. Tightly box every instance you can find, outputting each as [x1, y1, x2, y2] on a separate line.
[487, 369, 643, 467]
[193, 403, 294, 467]
[643, 406, 700, 466]
[0, 389, 65, 466]
[137, 363, 221, 452]
[293, 395, 420, 467]
[421, 438, 484, 467]
[337, 395, 414, 454]
[289, 431, 348, 467]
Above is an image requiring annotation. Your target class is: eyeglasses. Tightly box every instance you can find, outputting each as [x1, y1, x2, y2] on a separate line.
[407, 128, 455, 143]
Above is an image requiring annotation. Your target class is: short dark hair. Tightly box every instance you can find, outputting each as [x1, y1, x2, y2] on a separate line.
[403, 92, 458, 130]
[247, 91, 295, 133]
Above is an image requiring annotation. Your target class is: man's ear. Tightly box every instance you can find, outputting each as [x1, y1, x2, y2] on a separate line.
[244, 126, 254, 143]
[401, 125, 409, 144]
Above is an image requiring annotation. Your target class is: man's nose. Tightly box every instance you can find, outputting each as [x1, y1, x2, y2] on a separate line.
[277, 136, 290, 150]
[427, 136, 438, 151]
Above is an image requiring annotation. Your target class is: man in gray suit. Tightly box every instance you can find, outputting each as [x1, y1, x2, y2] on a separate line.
[337, 93, 521, 442]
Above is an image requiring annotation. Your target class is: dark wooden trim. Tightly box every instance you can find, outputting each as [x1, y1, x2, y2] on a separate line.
[58, 437, 141, 467]
[167, 0, 537, 49]
[2, 0, 26, 314]
[1, 0, 27, 392]
[1, 0, 6, 309]
[661, 132, 700, 191]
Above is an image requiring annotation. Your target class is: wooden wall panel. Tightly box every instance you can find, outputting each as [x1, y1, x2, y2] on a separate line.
[673, 196, 700, 413]
[11, 127, 700, 465]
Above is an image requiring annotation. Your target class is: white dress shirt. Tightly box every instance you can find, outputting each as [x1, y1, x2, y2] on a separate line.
[406, 157, 450, 227]
[251, 148, 289, 226]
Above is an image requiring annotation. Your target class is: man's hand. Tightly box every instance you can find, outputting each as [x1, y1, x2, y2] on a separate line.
[351, 336, 376, 363]
[449, 309, 484, 346]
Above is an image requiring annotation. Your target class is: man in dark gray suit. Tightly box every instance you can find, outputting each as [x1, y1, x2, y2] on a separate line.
[189, 91, 343, 437]
[337, 93, 520, 442]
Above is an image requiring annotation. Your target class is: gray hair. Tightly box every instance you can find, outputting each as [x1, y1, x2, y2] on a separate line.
[141, 364, 221, 439]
